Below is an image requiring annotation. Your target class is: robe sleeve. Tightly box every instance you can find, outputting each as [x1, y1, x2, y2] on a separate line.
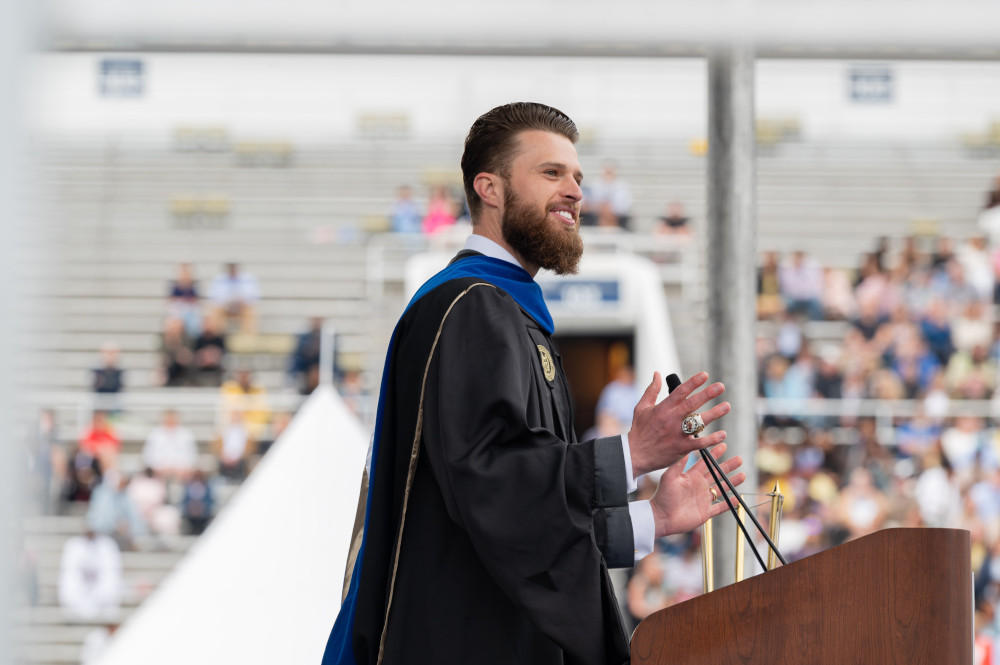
[419, 284, 631, 660]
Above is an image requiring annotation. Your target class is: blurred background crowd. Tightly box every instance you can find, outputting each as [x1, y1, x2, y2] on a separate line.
[9, 45, 1000, 665]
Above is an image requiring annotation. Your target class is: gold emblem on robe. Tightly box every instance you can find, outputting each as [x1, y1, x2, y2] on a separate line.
[537, 345, 556, 382]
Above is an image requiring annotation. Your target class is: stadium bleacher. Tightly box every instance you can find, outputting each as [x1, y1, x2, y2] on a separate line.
[15, 131, 998, 664]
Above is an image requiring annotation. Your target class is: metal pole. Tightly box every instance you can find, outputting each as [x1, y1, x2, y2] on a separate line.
[706, 43, 758, 590]
[0, 0, 29, 661]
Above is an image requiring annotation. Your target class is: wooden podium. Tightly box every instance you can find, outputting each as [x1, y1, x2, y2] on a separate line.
[631, 528, 971, 664]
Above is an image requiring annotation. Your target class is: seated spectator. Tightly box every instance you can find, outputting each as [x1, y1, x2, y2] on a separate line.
[582, 411, 625, 443]
[586, 161, 633, 230]
[932, 260, 980, 310]
[930, 237, 956, 273]
[193, 315, 227, 387]
[31, 408, 64, 515]
[142, 409, 199, 482]
[421, 185, 458, 235]
[339, 367, 368, 422]
[91, 342, 124, 395]
[289, 317, 323, 395]
[128, 468, 181, 537]
[813, 345, 844, 399]
[953, 301, 993, 354]
[160, 316, 196, 387]
[208, 262, 260, 333]
[957, 236, 994, 303]
[79, 411, 121, 475]
[220, 369, 270, 440]
[889, 333, 941, 398]
[58, 529, 122, 621]
[832, 468, 889, 541]
[850, 298, 886, 342]
[941, 415, 994, 483]
[62, 444, 100, 504]
[389, 185, 422, 234]
[898, 235, 927, 273]
[625, 554, 670, 628]
[914, 454, 961, 528]
[822, 267, 856, 321]
[895, 412, 942, 460]
[655, 201, 690, 235]
[660, 537, 704, 605]
[214, 410, 255, 481]
[779, 251, 824, 320]
[756, 251, 784, 320]
[182, 470, 215, 535]
[86, 470, 145, 551]
[920, 298, 956, 366]
[854, 252, 886, 302]
[256, 410, 292, 457]
[166, 262, 202, 338]
[978, 174, 1000, 248]
[596, 365, 639, 427]
[774, 311, 804, 359]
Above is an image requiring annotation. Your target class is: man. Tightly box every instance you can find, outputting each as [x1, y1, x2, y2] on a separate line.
[141, 409, 199, 482]
[322, 103, 743, 665]
[208, 262, 260, 333]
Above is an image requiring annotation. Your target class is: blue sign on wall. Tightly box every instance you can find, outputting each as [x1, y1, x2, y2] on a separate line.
[99, 59, 145, 98]
[541, 280, 620, 309]
[848, 65, 893, 104]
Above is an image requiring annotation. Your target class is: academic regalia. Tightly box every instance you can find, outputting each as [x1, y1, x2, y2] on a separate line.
[323, 251, 633, 665]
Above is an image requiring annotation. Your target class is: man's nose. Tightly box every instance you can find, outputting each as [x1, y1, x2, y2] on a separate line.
[563, 177, 583, 201]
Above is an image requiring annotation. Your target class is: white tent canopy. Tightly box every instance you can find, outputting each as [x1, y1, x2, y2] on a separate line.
[97, 385, 370, 665]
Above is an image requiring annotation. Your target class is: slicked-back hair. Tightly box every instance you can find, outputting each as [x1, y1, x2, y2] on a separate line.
[461, 102, 579, 220]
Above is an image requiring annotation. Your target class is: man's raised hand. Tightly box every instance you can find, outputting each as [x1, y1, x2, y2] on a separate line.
[627, 371, 730, 478]
[649, 441, 746, 538]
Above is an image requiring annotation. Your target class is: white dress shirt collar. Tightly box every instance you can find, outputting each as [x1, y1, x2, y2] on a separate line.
[463, 234, 523, 270]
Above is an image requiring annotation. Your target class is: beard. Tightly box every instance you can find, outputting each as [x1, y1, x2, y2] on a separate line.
[501, 186, 583, 276]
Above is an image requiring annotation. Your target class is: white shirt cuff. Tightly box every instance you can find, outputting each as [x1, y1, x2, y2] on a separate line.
[629, 500, 655, 561]
[621, 432, 637, 494]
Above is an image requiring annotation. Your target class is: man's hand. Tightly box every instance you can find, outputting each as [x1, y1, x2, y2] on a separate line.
[649, 442, 746, 539]
[628, 371, 730, 478]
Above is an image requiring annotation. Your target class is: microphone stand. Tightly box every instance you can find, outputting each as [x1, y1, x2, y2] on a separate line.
[667, 374, 787, 572]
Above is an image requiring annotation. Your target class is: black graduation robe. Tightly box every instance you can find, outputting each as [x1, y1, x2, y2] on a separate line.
[328, 251, 633, 665]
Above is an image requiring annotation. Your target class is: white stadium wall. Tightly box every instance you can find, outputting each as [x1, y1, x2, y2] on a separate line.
[28, 53, 1000, 142]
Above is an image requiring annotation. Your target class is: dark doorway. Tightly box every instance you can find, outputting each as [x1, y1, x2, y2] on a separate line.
[554, 334, 635, 438]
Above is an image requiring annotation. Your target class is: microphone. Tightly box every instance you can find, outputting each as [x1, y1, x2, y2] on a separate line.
[665, 373, 785, 571]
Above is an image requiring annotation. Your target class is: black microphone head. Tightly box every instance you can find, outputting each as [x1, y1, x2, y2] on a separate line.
[666, 373, 681, 393]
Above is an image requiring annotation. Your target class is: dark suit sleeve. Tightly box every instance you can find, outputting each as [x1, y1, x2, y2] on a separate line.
[419, 285, 630, 662]
[591, 435, 634, 568]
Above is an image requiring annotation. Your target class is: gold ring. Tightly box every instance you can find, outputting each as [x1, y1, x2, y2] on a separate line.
[710, 487, 719, 502]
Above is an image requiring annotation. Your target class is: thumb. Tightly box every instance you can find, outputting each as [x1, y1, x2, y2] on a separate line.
[635, 371, 662, 412]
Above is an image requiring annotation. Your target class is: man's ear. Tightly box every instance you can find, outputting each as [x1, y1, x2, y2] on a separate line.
[473, 173, 502, 211]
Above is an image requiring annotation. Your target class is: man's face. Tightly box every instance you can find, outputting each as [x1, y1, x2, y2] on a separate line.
[500, 130, 584, 275]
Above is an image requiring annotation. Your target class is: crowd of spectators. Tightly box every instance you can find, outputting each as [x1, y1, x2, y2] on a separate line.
[389, 184, 466, 236]
[623, 213, 1000, 658]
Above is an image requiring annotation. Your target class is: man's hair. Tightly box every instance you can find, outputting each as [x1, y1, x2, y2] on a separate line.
[461, 102, 579, 220]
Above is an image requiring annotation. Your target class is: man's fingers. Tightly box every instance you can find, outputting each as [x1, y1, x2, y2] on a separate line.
[715, 455, 743, 477]
[635, 371, 662, 411]
[669, 372, 709, 406]
[688, 441, 727, 475]
[699, 402, 731, 428]
[679, 381, 725, 416]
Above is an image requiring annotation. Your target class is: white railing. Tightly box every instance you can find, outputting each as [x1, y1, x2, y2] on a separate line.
[758, 396, 997, 445]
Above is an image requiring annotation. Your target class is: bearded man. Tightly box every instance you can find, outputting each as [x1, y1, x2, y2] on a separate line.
[322, 102, 744, 665]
